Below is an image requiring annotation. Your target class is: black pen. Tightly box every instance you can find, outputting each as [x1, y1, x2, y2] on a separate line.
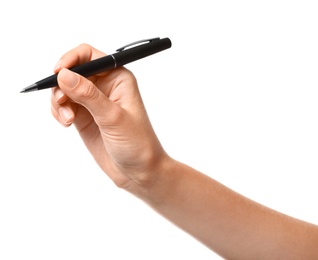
[20, 37, 172, 93]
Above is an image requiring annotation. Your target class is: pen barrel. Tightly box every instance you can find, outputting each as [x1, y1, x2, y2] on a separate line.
[114, 38, 172, 67]
[31, 38, 171, 91]
[70, 55, 116, 76]
[36, 74, 58, 90]
[35, 55, 116, 90]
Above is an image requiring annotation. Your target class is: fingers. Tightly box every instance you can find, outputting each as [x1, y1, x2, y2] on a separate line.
[56, 68, 121, 128]
[52, 87, 68, 104]
[51, 87, 75, 127]
[51, 43, 106, 127]
[53, 43, 106, 73]
[51, 44, 129, 129]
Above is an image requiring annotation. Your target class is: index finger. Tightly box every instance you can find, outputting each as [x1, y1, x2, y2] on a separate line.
[53, 43, 106, 73]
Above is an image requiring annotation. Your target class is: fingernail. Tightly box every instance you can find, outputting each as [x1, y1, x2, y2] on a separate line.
[54, 59, 63, 72]
[59, 107, 73, 125]
[54, 88, 65, 103]
[59, 68, 79, 88]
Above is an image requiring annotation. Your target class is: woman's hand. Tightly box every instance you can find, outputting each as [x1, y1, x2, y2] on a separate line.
[50, 44, 167, 192]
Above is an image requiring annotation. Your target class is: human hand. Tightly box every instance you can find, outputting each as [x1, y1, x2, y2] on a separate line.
[50, 44, 168, 192]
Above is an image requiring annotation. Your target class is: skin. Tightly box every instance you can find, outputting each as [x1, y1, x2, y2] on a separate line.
[51, 43, 318, 259]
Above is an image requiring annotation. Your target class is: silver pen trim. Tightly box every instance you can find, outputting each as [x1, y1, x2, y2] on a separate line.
[110, 54, 117, 68]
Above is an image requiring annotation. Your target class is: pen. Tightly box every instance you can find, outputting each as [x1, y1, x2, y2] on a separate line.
[20, 37, 172, 93]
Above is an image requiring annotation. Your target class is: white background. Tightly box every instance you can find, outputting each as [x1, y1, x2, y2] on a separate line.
[1, 1, 318, 259]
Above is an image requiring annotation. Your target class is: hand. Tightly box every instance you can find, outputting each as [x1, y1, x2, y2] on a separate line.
[50, 44, 167, 191]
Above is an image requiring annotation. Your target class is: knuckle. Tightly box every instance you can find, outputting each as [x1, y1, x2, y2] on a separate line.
[77, 43, 92, 52]
[74, 78, 99, 102]
[108, 105, 125, 123]
[97, 104, 125, 126]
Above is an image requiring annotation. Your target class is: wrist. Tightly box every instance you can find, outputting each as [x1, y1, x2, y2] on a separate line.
[123, 152, 177, 204]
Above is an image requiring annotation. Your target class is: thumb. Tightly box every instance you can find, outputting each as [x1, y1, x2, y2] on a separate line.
[57, 68, 119, 124]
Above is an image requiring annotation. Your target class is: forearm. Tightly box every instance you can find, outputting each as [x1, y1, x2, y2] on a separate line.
[129, 156, 318, 259]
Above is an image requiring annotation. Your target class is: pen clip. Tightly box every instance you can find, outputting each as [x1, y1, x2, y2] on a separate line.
[116, 37, 160, 52]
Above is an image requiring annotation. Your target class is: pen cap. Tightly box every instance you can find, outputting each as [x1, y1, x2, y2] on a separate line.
[114, 38, 172, 67]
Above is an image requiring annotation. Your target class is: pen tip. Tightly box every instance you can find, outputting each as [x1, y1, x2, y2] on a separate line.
[20, 83, 38, 93]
